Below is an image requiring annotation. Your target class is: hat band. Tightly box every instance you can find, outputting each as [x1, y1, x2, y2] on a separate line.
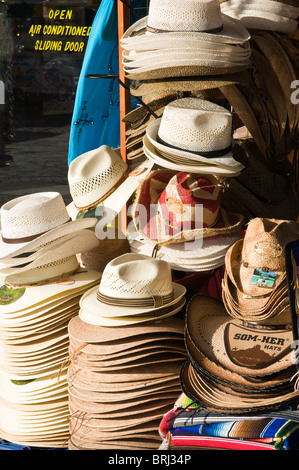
[146, 24, 224, 34]
[97, 290, 174, 308]
[156, 135, 232, 159]
[241, 260, 284, 273]
[1, 218, 72, 244]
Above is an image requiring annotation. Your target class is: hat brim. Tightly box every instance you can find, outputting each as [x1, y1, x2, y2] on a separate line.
[121, 14, 251, 47]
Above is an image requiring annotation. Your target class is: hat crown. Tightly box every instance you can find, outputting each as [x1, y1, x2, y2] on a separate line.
[242, 218, 299, 270]
[158, 98, 233, 154]
[68, 145, 128, 210]
[158, 172, 223, 232]
[147, 0, 223, 32]
[99, 253, 173, 300]
[0, 192, 70, 241]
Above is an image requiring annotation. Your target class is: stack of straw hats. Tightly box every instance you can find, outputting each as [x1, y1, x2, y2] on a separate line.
[220, 0, 299, 34]
[66, 253, 187, 449]
[120, 0, 251, 81]
[180, 218, 299, 418]
[0, 192, 101, 447]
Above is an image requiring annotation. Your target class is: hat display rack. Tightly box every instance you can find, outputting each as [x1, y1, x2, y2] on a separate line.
[0, 0, 299, 453]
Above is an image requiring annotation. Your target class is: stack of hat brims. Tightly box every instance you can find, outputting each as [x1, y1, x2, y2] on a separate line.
[180, 218, 299, 416]
[120, 0, 251, 82]
[0, 192, 101, 447]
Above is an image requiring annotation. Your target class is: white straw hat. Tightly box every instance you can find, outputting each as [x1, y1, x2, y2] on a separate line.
[0, 192, 71, 257]
[68, 145, 128, 211]
[143, 98, 245, 176]
[220, 0, 299, 34]
[79, 253, 186, 323]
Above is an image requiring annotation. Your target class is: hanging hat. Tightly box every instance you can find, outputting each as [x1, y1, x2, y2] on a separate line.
[79, 253, 186, 326]
[68, 145, 128, 211]
[220, 0, 299, 34]
[132, 170, 244, 246]
[0, 192, 74, 258]
[67, 148, 154, 226]
[143, 97, 245, 176]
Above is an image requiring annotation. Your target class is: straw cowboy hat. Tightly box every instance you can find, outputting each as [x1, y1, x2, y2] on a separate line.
[220, 0, 299, 34]
[225, 218, 299, 298]
[143, 98, 245, 176]
[79, 253, 186, 326]
[132, 170, 244, 246]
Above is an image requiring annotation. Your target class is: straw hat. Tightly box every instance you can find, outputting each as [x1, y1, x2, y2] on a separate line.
[121, 0, 251, 47]
[180, 295, 299, 413]
[79, 253, 186, 326]
[143, 98, 245, 176]
[220, 0, 299, 34]
[68, 145, 128, 211]
[225, 218, 299, 298]
[132, 170, 244, 246]
[0, 192, 74, 258]
[0, 229, 99, 287]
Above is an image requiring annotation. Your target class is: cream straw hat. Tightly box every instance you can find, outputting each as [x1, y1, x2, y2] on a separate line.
[121, 0, 251, 47]
[143, 98, 245, 176]
[68, 145, 128, 211]
[220, 0, 299, 34]
[0, 192, 72, 258]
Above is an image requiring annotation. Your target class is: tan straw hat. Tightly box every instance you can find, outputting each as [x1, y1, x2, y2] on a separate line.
[79, 253, 186, 326]
[224, 218, 299, 298]
[0, 192, 72, 258]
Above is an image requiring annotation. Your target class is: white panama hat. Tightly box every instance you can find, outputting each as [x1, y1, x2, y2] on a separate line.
[79, 253, 186, 324]
[0, 192, 73, 258]
[220, 0, 299, 34]
[143, 98, 245, 176]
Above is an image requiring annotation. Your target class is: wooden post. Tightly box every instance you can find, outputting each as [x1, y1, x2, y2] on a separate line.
[117, 0, 131, 233]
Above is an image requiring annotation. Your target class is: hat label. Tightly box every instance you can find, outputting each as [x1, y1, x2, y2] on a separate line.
[224, 322, 292, 369]
[249, 269, 277, 288]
